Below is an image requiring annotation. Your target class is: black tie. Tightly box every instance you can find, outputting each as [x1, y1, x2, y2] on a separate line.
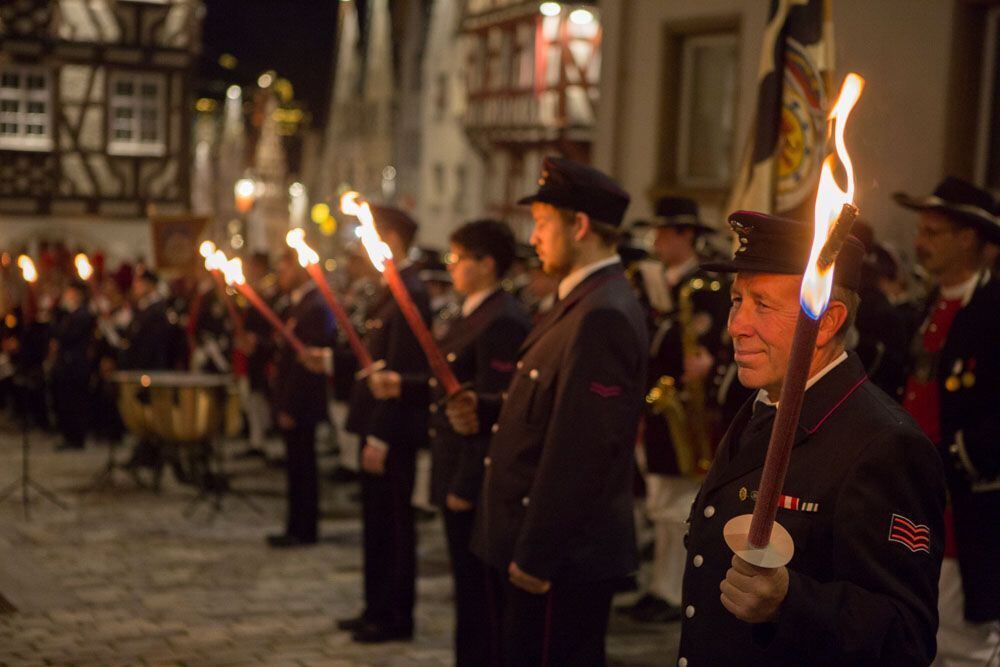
[731, 401, 777, 461]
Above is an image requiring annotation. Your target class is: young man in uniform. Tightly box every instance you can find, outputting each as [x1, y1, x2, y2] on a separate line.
[369, 219, 530, 664]
[446, 157, 649, 665]
[339, 206, 432, 644]
[267, 249, 336, 547]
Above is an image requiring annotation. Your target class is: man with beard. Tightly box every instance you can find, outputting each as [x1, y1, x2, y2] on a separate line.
[446, 157, 648, 665]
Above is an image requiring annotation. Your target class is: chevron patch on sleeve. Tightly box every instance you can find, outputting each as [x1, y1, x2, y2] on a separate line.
[888, 513, 931, 553]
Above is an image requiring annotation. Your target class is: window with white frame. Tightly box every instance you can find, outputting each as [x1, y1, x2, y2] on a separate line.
[108, 72, 166, 156]
[675, 32, 738, 189]
[0, 66, 53, 151]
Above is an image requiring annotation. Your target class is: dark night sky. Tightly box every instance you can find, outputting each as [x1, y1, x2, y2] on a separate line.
[199, 0, 342, 119]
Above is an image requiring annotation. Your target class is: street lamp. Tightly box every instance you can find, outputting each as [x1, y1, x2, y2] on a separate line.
[234, 177, 257, 214]
[233, 176, 257, 251]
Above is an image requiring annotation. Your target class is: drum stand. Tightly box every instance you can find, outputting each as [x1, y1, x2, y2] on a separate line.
[183, 434, 263, 519]
[0, 378, 68, 520]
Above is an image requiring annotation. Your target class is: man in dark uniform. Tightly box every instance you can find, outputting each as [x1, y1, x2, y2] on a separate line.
[446, 157, 648, 665]
[368, 219, 530, 664]
[50, 280, 95, 450]
[236, 253, 277, 458]
[337, 206, 431, 643]
[677, 212, 945, 665]
[119, 268, 174, 371]
[119, 268, 177, 480]
[894, 178, 1000, 664]
[267, 249, 336, 548]
[627, 197, 731, 623]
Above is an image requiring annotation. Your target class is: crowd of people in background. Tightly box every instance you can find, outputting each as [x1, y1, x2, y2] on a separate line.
[1, 166, 998, 665]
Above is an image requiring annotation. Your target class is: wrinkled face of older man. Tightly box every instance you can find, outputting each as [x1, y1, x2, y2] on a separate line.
[728, 273, 803, 398]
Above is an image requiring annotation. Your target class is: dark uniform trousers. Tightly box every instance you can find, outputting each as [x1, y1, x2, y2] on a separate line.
[272, 286, 336, 542]
[346, 264, 431, 631]
[677, 354, 946, 666]
[51, 306, 95, 447]
[401, 290, 529, 665]
[360, 441, 417, 630]
[485, 569, 616, 667]
[472, 266, 648, 666]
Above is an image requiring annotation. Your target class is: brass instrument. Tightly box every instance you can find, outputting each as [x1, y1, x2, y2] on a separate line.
[644, 280, 715, 477]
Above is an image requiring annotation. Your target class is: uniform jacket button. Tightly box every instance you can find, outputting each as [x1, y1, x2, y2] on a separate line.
[428, 377, 438, 388]
[678, 658, 688, 667]
[516, 360, 524, 370]
[446, 352, 456, 362]
[521, 496, 530, 507]
[429, 403, 438, 413]
[491, 423, 500, 433]
[501, 391, 508, 401]
[703, 505, 715, 518]
[483, 456, 492, 467]
[685, 605, 695, 618]
[529, 368, 539, 380]
[692, 554, 704, 567]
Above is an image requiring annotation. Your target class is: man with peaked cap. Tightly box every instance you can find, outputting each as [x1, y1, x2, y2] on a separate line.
[893, 177, 1000, 665]
[625, 197, 733, 623]
[677, 212, 945, 665]
[444, 156, 648, 665]
[337, 205, 432, 644]
[368, 219, 531, 665]
[267, 248, 336, 548]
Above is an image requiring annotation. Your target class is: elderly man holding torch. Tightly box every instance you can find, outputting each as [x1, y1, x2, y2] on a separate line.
[675, 212, 945, 665]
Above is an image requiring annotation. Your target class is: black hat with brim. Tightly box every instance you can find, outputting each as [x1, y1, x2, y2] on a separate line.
[701, 211, 865, 291]
[893, 177, 1000, 244]
[652, 196, 716, 235]
[517, 156, 630, 227]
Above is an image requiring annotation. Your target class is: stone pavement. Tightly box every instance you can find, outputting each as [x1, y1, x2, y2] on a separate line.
[0, 423, 679, 666]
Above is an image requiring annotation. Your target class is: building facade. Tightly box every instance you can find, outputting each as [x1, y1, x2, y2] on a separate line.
[0, 0, 202, 263]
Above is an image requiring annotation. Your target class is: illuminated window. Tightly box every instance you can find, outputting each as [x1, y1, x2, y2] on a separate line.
[0, 66, 53, 151]
[108, 71, 166, 156]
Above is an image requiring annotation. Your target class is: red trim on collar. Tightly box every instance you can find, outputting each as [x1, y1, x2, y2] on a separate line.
[805, 374, 868, 434]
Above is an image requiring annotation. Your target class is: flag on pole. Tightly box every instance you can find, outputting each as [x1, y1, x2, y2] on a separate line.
[728, 0, 834, 220]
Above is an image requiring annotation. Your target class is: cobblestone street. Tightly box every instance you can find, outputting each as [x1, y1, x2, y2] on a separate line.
[0, 424, 678, 666]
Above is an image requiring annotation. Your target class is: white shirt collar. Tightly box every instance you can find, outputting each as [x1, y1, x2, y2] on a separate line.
[939, 270, 983, 305]
[756, 350, 849, 407]
[461, 287, 498, 318]
[557, 256, 621, 301]
[664, 256, 699, 288]
[290, 282, 315, 306]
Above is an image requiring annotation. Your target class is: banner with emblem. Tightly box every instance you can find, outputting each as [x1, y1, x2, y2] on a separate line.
[727, 0, 834, 220]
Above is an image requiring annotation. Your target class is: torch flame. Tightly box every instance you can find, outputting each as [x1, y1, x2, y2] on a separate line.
[340, 191, 392, 272]
[74, 253, 94, 281]
[219, 257, 246, 287]
[801, 73, 865, 319]
[285, 228, 320, 267]
[17, 255, 37, 283]
[199, 241, 216, 258]
[205, 249, 228, 272]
